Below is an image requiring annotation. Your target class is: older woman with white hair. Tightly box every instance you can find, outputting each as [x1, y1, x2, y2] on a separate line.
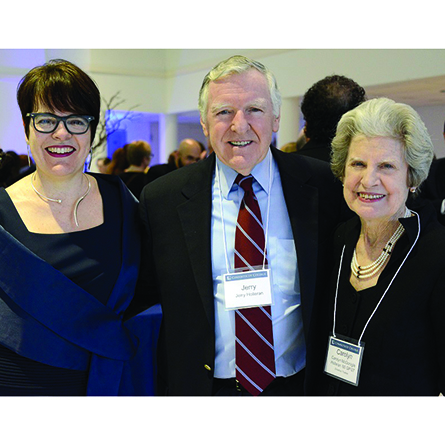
[318, 97, 445, 395]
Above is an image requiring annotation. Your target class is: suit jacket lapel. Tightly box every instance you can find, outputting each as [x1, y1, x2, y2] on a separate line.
[175, 149, 321, 331]
[177, 155, 216, 327]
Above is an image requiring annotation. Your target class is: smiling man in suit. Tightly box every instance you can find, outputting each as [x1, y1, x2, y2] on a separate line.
[137, 55, 346, 396]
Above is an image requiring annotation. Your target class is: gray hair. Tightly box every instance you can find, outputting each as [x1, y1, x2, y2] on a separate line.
[331, 97, 434, 189]
[198, 55, 282, 124]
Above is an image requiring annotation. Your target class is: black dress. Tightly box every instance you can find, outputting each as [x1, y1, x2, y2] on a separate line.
[316, 204, 445, 396]
[0, 176, 122, 395]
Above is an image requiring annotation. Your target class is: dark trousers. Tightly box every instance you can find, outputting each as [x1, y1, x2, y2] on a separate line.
[212, 369, 305, 396]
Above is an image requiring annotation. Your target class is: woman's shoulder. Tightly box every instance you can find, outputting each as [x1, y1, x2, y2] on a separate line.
[88, 172, 119, 187]
[89, 172, 132, 197]
[88, 172, 125, 201]
[89, 172, 139, 217]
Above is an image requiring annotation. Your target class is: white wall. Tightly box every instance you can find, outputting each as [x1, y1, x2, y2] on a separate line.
[0, 49, 93, 155]
[155, 49, 445, 154]
[0, 75, 24, 154]
[2, 49, 445, 158]
[160, 49, 445, 113]
[415, 105, 445, 158]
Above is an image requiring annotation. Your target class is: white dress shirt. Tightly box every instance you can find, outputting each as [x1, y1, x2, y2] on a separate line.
[211, 150, 306, 378]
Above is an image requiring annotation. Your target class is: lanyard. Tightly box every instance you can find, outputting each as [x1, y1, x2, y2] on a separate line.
[217, 154, 273, 274]
[332, 210, 420, 345]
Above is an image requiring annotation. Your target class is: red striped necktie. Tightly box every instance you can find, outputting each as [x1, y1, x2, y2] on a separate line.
[234, 174, 276, 395]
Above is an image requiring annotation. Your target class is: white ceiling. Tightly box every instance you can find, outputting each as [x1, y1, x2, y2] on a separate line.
[88, 49, 445, 108]
[88, 49, 291, 77]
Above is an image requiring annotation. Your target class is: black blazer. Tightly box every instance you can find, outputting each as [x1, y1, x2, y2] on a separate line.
[138, 147, 347, 395]
[415, 157, 445, 225]
[296, 139, 332, 163]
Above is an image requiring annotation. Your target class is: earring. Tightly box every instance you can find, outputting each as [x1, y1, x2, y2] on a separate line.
[86, 147, 93, 172]
[410, 187, 416, 193]
[27, 145, 31, 167]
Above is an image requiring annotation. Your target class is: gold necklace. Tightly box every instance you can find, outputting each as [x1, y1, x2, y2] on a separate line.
[31, 172, 91, 227]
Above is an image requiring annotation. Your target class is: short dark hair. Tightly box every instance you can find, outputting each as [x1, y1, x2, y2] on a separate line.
[301, 74, 366, 143]
[97, 157, 111, 166]
[17, 59, 100, 144]
[126, 140, 151, 166]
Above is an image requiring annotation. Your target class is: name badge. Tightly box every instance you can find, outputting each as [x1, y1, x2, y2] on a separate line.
[223, 269, 273, 310]
[324, 335, 365, 386]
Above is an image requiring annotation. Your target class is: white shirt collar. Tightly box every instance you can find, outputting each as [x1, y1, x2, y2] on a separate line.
[216, 149, 272, 199]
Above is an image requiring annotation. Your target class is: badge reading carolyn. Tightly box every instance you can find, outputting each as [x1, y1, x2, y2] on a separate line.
[223, 269, 273, 310]
[324, 336, 365, 386]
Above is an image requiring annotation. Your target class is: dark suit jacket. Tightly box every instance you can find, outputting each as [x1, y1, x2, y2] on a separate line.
[138, 147, 348, 395]
[296, 139, 332, 163]
[144, 162, 177, 185]
[414, 157, 445, 225]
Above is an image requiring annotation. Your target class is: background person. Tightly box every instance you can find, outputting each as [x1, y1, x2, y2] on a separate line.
[145, 138, 202, 184]
[298, 75, 366, 162]
[413, 119, 445, 225]
[106, 145, 129, 175]
[0, 150, 21, 187]
[96, 156, 111, 174]
[119, 139, 152, 198]
[0, 59, 141, 395]
[315, 97, 445, 396]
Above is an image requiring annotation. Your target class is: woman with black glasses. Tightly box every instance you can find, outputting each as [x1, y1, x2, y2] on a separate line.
[0, 59, 142, 395]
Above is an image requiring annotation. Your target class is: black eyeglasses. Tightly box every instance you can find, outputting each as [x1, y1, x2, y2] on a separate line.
[26, 112, 94, 135]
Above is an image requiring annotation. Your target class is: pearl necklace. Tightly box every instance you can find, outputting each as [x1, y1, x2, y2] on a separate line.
[351, 209, 411, 280]
[31, 172, 91, 227]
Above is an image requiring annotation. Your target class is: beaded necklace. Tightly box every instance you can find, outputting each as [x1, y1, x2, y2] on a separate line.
[351, 208, 411, 280]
